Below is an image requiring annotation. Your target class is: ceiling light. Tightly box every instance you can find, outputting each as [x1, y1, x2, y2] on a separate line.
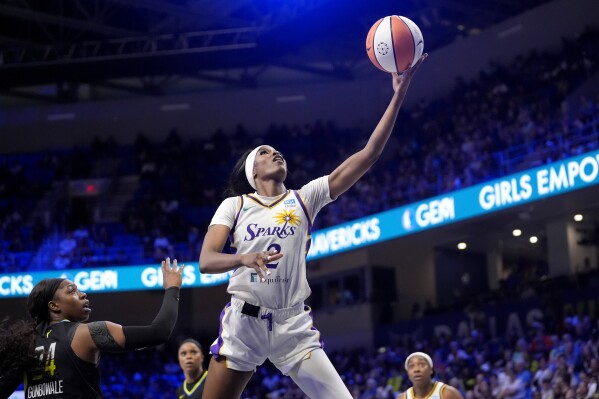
[512, 229, 522, 237]
[457, 242, 467, 250]
[529, 236, 538, 244]
[574, 214, 583, 222]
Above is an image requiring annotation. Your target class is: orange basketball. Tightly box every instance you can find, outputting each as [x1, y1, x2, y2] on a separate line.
[366, 15, 424, 73]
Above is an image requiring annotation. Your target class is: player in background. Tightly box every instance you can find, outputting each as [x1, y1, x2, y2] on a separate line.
[398, 352, 464, 399]
[175, 338, 207, 399]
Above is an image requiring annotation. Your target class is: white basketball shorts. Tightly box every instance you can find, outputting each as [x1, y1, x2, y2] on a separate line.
[209, 297, 323, 375]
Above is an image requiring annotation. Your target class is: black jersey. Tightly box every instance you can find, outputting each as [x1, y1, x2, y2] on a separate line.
[175, 371, 207, 399]
[24, 321, 102, 398]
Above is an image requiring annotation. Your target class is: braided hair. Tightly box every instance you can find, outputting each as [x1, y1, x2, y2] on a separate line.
[223, 149, 255, 198]
[0, 278, 65, 381]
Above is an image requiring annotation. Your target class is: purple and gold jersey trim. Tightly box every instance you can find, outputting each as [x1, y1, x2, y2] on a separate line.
[246, 191, 290, 208]
[293, 190, 313, 255]
[292, 190, 312, 231]
[232, 196, 244, 231]
[229, 197, 244, 254]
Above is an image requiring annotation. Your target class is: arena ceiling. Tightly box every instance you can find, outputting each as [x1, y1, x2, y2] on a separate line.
[0, 0, 550, 103]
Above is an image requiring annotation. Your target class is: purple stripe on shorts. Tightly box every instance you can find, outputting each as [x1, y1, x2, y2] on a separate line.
[210, 302, 231, 357]
[305, 305, 324, 349]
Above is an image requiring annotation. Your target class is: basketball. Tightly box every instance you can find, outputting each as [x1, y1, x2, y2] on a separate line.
[366, 15, 424, 73]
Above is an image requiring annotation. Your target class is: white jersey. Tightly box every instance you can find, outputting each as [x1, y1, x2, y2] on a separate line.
[210, 176, 334, 308]
[404, 382, 447, 399]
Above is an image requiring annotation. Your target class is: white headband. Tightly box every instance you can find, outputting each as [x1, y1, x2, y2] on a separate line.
[405, 352, 433, 370]
[244, 146, 262, 190]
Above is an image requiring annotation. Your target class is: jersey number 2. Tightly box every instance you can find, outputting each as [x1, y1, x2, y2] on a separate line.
[266, 243, 281, 269]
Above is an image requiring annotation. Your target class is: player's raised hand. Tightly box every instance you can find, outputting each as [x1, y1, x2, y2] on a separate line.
[393, 53, 427, 94]
[162, 257, 184, 289]
[241, 249, 283, 281]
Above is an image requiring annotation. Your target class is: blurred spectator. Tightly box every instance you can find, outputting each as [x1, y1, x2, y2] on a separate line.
[73, 224, 90, 243]
[58, 232, 77, 256]
[154, 229, 173, 261]
[187, 227, 201, 260]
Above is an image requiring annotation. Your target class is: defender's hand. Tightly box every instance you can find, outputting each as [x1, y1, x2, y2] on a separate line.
[162, 258, 184, 289]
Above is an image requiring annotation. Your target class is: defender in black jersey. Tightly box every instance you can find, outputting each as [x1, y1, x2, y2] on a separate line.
[175, 339, 207, 399]
[0, 258, 184, 398]
[25, 320, 102, 398]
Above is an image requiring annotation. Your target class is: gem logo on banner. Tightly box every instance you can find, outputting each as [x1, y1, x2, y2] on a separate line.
[4, 151, 599, 297]
[307, 150, 599, 261]
[0, 264, 233, 298]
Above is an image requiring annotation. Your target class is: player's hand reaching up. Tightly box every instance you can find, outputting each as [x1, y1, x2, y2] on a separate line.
[162, 257, 184, 289]
[241, 249, 283, 281]
[393, 52, 427, 95]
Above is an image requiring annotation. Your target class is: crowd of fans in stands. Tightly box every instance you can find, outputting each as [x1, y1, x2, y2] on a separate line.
[93, 268, 599, 398]
[0, 29, 597, 273]
[0, 22, 598, 399]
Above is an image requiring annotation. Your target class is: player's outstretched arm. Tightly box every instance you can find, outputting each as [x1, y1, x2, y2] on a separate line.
[328, 53, 427, 199]
[199, 224, 283, 279]
[71, 258, 183, 363]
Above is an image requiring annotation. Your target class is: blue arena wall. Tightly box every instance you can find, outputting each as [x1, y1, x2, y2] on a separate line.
[2, 149, 599, 298]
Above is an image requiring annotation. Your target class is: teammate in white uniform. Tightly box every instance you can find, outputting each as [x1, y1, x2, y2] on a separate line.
[199, 53, 427, 399]
[398, 352, 464, 399]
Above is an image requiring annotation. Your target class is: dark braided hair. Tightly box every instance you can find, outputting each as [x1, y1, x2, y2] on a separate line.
[223, 147, 293, 198]
[27, 278, 65, 334]
[0, 278, 65, 382]
[0, 318, 37, 379]
[223, 149, 255, 198]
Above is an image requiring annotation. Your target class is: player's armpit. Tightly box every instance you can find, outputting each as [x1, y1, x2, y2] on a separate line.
[88, 321, 125, 352]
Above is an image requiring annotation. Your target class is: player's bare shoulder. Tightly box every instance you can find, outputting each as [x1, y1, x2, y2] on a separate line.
[441, 383, 464, 399]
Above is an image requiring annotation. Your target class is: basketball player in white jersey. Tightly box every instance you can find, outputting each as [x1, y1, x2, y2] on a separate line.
[199, 53, 427, 399]
[398, 352, 464, 399]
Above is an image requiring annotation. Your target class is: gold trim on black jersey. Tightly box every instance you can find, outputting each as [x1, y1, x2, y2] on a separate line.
[184, 370, 208, 396]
